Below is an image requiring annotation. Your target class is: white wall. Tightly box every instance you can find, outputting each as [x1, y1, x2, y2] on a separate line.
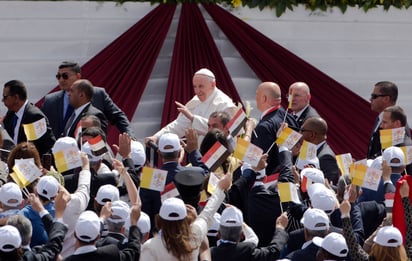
[0, 1, 411, 141]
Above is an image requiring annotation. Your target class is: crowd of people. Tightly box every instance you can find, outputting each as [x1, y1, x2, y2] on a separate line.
[0, 62, 411, 261]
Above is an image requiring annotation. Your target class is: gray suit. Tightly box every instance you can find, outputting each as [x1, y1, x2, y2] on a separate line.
[41, 87, 134, 138]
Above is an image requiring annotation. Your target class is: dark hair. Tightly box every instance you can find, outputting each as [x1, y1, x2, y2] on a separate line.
[81, 126, 106, 142]
[384, 105, 407, 127]
[160, 151, 180, 161]
[75, 79, 94, 100]
[375, 81, 398, 103]
[209, 111, 230, 128]
[81, 115, 102, 129]
[59, 61, 81, 74]
[4, 80, 27, 100]
[0, 248, 23, 261]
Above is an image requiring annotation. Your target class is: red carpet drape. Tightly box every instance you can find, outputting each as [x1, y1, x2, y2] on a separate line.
[161, 3, 242, 127]
[203, 3, 374, 159]
[37, 4, 177, 145]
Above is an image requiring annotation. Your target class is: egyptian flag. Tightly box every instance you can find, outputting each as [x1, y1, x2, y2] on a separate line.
[88, 135, 108, 156]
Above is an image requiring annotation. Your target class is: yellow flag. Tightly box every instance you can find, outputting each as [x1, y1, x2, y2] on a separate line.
[233, 138, 263, 167]
[23, 118, 47, 141]
[380, 127, 405, 149]
[141, 167, 167, 192]
[288, 92, 293, 109]
[298, 141, 317, 161]
[10, 172, 30, 188]
[336, 153, 352, 176]
[400, 146, 412, 165]
[276, 127, 302, 150]
[278, 182, 300, 203]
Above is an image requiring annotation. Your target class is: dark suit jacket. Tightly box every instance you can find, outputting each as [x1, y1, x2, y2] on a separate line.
[251, 107, 298, 174]
[3, 103, 56, 156]
[66, 103, 108, 137]
[63, 226, 141, 261]
[24, 214, 68, 261]
[211, 228, 288, 261]
[41, 88, 134, 138]
[294, 105, 320, 128]
[317, 142, 341, 185]
[286, 242, 319, 261]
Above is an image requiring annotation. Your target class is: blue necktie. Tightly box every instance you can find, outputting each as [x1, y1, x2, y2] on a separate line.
[12, 114, 18, 139]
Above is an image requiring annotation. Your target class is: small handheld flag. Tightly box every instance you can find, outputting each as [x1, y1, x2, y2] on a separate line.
[23, 118, 47, 141]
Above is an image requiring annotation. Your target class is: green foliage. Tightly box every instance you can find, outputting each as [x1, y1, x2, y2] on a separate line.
[74, 0, 412, 16]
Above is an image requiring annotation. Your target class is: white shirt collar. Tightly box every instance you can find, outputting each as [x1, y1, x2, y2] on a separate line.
[294, 104, 309, 118]
[73, 102, 90, 119]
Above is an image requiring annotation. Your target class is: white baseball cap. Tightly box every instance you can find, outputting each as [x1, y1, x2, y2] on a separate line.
[36, 176, 59, 200]
[95, 184, 120, 205]
[194, 68, 215, 80]
[75, 211, 101, 243]
[137, 212, 151, 234]
[373, 226, 403, 247]
[0, 182, 23, 207]
[309, 186, 337, 215]
[131, 140, 146, 167]
[158, 133, 181, 153]
[313, 232, 348, 257]
[382, 146, 405, 167]
[301, 208, 330, 231]
[300, 168, 325, 192]
[296, 157, 320, 170]
[370, 156, 383, 170]
[108, 200, 130, 224]
[159, 197, 187, 221]
[52, 136, 78, 153]
[220, 206, 243, 228]
[0, 225, 21, 252]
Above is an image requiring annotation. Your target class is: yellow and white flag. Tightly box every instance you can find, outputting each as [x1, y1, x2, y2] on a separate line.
[141, 167, 167, 192]
[276, 127, 302, 150]
[351, 163, 382, 191]
[400, 146, 412, 165]
[11, 158, 42, 188]
[53, 147, 82, 173]
[226, 108, 247, 137]
[336, 153, 353, 176]
[233, 138, 263, 167]
[207, 172, 220, 195]
[278, 182, 301, 203]
[202, 141, 229, 172]
[297, 141, 317, 161]
[380, 127, 405, 149]
[23, 118, 47, 141]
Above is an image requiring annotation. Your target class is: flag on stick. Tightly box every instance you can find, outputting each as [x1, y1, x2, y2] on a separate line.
[53, 148, 82, 173]
[10, 158, 42, 188]
[351, 164, 382, 191]
[278, 182, 301, 203]
[202, 141, 230, 172]
[276, 127, 302, 150]
[23, 118, 47, 141]
[336, 153, 353, 176]
[400, 146, 412, 165]
[233, 138, 263, 167]
[380, 127, 405, 149]
[161, 182, 179, 202]
[88, 135, 108, 156]
[141, 167, 167, 192]
[226, 108, 247, 137]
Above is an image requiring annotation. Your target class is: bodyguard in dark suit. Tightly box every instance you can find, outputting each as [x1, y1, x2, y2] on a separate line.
[65, 79, 108, 137]
[288, 82, 320, 128]
[300, 117, 341, 185]
[367, 81, 411, 159]
[41, 61, 134, 138]
[2, 80, 55, 156]
[251, 82, 298, 175]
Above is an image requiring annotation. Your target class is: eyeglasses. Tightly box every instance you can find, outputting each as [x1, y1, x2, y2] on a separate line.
[56, 73, 70, 80]
[370, 94, 389, 99]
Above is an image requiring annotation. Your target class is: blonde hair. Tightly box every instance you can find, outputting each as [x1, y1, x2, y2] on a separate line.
[369, 243, 408, 261]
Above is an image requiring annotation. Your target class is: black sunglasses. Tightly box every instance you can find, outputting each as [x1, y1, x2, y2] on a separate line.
[56, 73, 70, 80]
[370, 94, 389, 99]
